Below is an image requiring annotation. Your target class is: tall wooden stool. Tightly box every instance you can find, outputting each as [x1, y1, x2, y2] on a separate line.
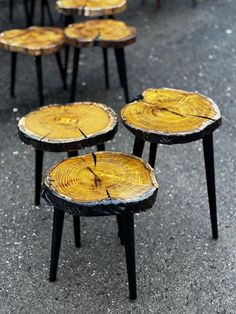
[121, 88, 222, 239]
[0, 26, 66, 107]
[64, 19, 136, 103]
[42, 151, 158, 300]
[18, 102, 118, 205]
[56, 0, 128, 85]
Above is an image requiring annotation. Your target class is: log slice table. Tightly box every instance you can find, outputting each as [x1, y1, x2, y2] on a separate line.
[0, 26, 64, 56]
[121, 88, 222, 239]
[42, 151, 159, 299]
[56, 0, 127, 17]
[18, 102, 118, 205]
[64, 19, 136, 102]
[0, 26, 66, 106]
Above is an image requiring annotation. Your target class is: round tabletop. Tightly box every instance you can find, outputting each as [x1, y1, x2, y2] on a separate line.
[121, 88, 222, 144]
[18, 102, 118, 152]
[56, 0, 127, 17]
[64, 19, 136, 48]
[42, 151, 158, 216]
[0, 27, 64, 56]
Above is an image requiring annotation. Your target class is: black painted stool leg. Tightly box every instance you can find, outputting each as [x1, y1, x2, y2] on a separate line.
[122, 213, 137, 300]
[29, 0, 35, 26]
[192, 0, 197, 8]
[35, 149, 44, 206]
[97, 144, 105, 151]
[10, 52, 17, 97]
[132, 136, 145, 158]
[45, 0, 54, 25]
[149, 143, 158, 168]
[70, 48, 80, 102]
[114, 48, 129, 103]
[55, 52, 67, 90]
[73, 216, 81, 248]
[103, 48, 109, 89]
[23, 0, 30, 26]
[157, 0, 161, 9]
[49, 207, 65, 282]
[35, 56, 44, 107]
[41, 0, 45, 26]
[116, 215, 124, 245]
[203, 133, 218, 239]
[10, 0, 13, 22]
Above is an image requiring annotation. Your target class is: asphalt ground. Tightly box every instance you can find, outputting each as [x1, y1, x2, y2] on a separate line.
[0, 0, 235, 313]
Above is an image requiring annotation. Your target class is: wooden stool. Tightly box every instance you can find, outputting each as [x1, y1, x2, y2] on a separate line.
[56, 0, 128, 89]
[56, 0, 127, 16]
[42, 151, 158, 300]
[121, 88, 222, 239]
[0, 26, 66, 107]
[64, 19, 136, 103]
[18, 102, 118, 205]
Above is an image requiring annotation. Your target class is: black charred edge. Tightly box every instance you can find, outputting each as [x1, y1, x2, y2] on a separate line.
[17, 121, 118, 152]
[41, 184, 158, 217]
[92, 152, 97, 167]
[122, 117, 222, 145]
[130, 94, 144, 103]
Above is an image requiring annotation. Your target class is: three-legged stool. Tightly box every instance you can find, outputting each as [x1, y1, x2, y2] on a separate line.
[18, 101, 118, 205]
[64, 19, 136, 103]
[0, 26, 66, 107]
[56, 0, 128, 84]
[42, 151, 159, 299]
[121, 88, 222, 239]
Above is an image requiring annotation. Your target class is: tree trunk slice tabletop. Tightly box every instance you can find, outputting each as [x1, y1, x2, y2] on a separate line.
[56, 0, 127, 17]
[121, 88, 222, 144]
[42, 151, 158, 216]
[18, 102, 118, 152]
[64, 19, 136, 48]
[0, 27, 64, 56]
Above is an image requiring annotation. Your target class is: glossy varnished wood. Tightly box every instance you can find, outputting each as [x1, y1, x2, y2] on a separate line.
[42, 151, 158, 216]
[0, 27, 64, 56]
[121, 88, 222, 144]
[64, 19, 136, 48]
[56, 0, 127, 17]
[18, 102, 118, 151]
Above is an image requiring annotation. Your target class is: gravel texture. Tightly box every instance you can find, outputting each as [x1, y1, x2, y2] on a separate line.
[0, 0, 235, 313]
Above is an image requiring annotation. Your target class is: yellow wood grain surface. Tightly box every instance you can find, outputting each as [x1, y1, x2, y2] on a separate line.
[0, 27, 64, 56]
[57, 0, 127, 16]
[45, 152, 158, 203]
[121, 88, 221, 134]
[64, 19, 135, 47]
[19, 102, 117, 142]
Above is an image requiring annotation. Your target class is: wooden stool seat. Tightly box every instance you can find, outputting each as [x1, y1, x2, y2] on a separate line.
[121, 88, 222, 240]
[56, 0, 127, 17]
[42, 151, 158, 299]
[18, 102, 118, 205]
[43, 151, 158, 215]
[18, 102, 118, 152]
[0, 27, 64, 56]
[65, 19, 136, 48]
[121, 88, 221, 144]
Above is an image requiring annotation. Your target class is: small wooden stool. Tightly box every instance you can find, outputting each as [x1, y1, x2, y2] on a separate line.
[56, 0, 127, 16]
[0, 26, 66, 107]
[18, 102, 118, 205]
[42, 151, 158, 300]
[64, 19, 136, 103]
[121, 88, 222, 239]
